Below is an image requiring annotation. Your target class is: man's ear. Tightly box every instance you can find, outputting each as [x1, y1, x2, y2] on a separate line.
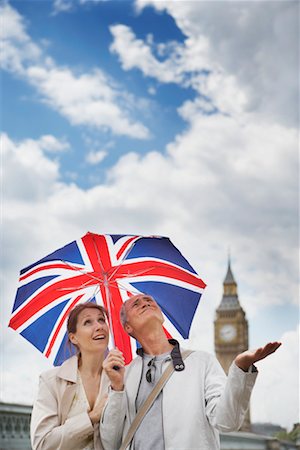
[125, 323, 133, 336]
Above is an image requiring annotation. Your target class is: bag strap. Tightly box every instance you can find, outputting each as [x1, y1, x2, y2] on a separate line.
[119, 349, 193, 450]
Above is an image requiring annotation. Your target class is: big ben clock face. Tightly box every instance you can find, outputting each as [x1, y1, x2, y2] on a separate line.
[219, 324, 237, 342]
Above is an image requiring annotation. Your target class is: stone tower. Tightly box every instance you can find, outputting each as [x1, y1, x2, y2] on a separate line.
[214, 258, 251, 432]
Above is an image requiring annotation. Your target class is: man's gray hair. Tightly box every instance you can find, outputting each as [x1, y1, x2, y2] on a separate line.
[119, 301, 128, 327]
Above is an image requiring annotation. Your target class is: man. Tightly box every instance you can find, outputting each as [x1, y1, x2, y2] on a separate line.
[101, 294, 281, 450]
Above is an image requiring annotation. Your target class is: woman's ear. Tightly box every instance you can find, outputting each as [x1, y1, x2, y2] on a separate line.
[69, 333, 78, 345]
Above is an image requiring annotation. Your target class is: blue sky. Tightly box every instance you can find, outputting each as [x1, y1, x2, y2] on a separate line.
[3, 0, 194, 186]
[1, 0, 299, 429]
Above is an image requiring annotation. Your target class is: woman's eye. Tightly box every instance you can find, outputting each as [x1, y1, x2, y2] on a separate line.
[83, 319, 91, 325]
[98, 318, 105, 323]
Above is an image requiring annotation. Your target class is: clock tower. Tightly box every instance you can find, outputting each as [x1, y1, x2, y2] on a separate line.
[214, 258, 251, 431]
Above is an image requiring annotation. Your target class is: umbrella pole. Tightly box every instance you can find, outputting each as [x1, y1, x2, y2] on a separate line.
[103, 278, 121, 370]
[103, 277, 115, 348]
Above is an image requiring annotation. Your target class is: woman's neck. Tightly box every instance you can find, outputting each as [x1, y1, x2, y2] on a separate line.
[78, 352, 104, 377]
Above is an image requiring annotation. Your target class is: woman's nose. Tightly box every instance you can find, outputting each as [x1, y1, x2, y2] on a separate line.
[94, 321, 102, 330]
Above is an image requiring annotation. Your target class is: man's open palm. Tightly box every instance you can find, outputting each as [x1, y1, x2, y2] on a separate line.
[235, 342, 281, 371]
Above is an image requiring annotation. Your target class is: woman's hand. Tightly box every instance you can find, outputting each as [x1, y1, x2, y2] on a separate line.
[88, 394, 108, 424]
[102, 348, 125, 391]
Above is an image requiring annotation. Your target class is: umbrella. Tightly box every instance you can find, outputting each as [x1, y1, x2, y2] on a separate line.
[9, 232, 206, 366]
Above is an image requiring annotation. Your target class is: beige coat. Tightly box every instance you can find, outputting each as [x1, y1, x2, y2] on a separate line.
[30, 355, 110, 450]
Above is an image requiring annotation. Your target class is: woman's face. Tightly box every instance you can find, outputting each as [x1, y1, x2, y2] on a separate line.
[69, 308, 109, 354]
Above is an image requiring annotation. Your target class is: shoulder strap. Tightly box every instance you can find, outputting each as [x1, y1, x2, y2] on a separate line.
[120, 349, 193, 450]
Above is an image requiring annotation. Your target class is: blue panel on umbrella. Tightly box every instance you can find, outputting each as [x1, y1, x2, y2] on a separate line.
[54, 331, 77, 366]
[20, 299, 70, 353]
[12, 276, 58, 312]
[21, 241, 84, 274]
[110, 234, 134, 243]
[126, 237, 197, 274]
[130, 281, 200, 338]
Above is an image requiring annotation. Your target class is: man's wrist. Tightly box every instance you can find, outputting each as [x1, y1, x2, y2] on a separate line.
[235, 361, 258, 373]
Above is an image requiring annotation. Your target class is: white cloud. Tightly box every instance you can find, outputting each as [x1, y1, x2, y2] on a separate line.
[1, 133, 62, 201]
[0, 3, 150, 139]
[121, 0, 298, 127]
[52, 0, 73, 15]
[37, 135, 70, 152]
[0, 2, 41, 74]
[109, 23, 251, 117]
[251, 326, 299, 429]
[86, 149, 107, 165]
[80, 0, 109, 3]
[26, 65, 149, 139]
[110, 24, 186, 84]
[52, 0, 109, 15]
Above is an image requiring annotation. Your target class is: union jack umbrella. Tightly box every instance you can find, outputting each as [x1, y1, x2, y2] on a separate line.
[9, 232, 206, 366]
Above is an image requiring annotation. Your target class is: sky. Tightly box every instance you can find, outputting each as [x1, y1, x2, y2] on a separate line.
[1, 0, 299, 431]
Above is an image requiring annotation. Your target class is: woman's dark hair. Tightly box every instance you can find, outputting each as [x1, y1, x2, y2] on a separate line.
[67, 302, 108, 336]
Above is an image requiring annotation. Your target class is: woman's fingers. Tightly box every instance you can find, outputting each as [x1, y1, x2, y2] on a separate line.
[103, 348, 125, 391]
[103, 348, 125, 371]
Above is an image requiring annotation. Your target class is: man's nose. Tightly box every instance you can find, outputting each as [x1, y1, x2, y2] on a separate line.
[141, 299, 151, 307]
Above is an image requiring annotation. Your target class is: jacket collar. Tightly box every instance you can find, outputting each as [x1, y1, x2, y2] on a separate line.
[56, 355, 78, 383]
[137, 339, 186, 372]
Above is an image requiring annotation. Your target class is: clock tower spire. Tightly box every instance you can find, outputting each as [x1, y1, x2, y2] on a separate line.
[214, 257, 251, 431]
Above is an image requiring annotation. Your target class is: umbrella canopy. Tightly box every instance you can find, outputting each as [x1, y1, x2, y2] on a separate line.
[9, 232, 206, 366]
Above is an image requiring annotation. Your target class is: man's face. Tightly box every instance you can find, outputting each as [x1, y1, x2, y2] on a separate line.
[124, 294, 163, 336]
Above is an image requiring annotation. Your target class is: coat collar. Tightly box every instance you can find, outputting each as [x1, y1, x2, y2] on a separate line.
[56, 354, 111, 387]
[56, 355, 78, 383]
[136, 339, 186, 372]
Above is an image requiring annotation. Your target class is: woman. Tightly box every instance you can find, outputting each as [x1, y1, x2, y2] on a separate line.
[30, 302, 125, 450]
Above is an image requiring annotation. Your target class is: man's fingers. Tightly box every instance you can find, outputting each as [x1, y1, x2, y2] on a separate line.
[263, 342, 281, 356]
[261, 342, 281, 354]
[253, 342, 282, 362]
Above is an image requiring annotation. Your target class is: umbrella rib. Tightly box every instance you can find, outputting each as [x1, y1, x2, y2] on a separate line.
[108, 265, 156, 282]
[107, 238, 141, 282]
[61, 260, 105, 284]
[114, 281, 141, 295]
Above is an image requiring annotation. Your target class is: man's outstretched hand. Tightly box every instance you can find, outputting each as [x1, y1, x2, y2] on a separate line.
[235, 342, 282, 372]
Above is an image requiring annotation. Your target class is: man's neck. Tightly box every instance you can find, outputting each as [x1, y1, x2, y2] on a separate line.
[137, 328, 174, 356]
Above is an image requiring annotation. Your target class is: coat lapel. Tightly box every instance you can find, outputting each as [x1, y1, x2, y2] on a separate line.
[60, 382, 77, 424]
[57, 355, 78, 424]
